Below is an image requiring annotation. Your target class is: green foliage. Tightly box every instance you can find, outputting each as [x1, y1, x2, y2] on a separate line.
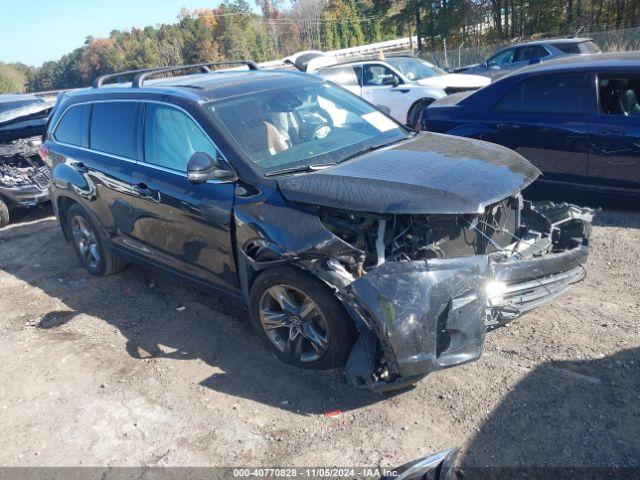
[21, 0, 638, 92]
[0, 62, 28, 93]
[375, 0, 640, 50]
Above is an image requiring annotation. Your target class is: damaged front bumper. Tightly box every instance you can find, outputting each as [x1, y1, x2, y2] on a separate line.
[343, 202, 595, 391]
[488, 246, 587, 324]
[343, 256, 489, 391]
[0, 183, 50, 207]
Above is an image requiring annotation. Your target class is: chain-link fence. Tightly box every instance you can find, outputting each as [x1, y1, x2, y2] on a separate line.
[426, 24, 640, 70]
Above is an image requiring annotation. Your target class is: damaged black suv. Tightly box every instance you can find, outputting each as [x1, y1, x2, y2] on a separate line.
[45, 62, 594, 391]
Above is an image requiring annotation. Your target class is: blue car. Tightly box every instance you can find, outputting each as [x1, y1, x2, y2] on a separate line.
[421, 52, 640, 200]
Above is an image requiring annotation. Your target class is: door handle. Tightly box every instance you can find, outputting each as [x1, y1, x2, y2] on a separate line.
[497, 123, 520, 130]
[133, 183, 159, 201]
[74, 161, 89, 173]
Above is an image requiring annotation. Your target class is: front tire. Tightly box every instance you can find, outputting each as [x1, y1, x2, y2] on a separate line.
[66, 204, 127, 276]
[249, 267, 355, 370]
[0, 197, 9, 228]
[407, 98, 435, 128]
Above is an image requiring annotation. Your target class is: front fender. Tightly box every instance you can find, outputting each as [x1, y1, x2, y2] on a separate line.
[410, 86, 447, 100]
[447, 122, 497, 141]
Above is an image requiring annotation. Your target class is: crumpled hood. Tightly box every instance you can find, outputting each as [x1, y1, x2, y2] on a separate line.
[0, 99, 55, 143]
[416, 73, 490, 89]
[276, 132, 540, 214]
[0, 100, 55, 125]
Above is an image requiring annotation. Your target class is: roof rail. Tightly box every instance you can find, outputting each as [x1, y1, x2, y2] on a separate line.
[93, 67, 169, 88]
[132, 61, 259, 88]
[92, 61, 258, 89]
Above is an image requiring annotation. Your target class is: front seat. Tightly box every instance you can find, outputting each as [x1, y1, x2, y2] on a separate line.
[618, 89, 640, 116]
[364, 69, 376, 86]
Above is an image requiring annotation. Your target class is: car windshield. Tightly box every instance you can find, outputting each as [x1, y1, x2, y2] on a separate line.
[387, 58, 447, 80]
[206, 82, 408, 175]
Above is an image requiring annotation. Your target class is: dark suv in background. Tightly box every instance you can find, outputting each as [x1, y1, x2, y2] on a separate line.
[422, 53, 640, 201]
[44, 62, 593, 391]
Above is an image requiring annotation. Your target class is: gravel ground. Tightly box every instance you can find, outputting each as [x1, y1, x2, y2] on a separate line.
[0, 207, 638, 469]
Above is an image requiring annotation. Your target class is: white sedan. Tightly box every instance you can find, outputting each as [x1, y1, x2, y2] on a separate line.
[315, 57, 490, 126]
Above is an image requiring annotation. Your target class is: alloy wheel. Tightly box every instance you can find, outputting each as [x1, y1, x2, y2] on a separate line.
[71, 215, 101, 270]
[258, 285, 330, 363]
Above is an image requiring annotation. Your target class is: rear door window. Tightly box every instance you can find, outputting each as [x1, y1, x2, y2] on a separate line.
[318, 66, 360, 88]
[89, 102, 139, 159]
[143, 103, 218, 173]
[598, 75, 640, 116]
[54, 104, 90, 147]
[513, 45, 550, 62]
[496, 73, 589, 114]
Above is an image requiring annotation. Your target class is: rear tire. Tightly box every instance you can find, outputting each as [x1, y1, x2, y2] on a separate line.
[0, 197, 9, 228]
[249, 267, 356, 370]
[407, 98, 434, 128]
[66, 204, 127, 276]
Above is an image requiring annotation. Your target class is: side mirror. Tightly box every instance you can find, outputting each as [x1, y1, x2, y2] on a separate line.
[187, 152, 236, 184]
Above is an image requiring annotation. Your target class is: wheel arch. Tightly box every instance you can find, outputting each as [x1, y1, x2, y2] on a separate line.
[407, 97, 437, 126]
[56, 195, 78, 242]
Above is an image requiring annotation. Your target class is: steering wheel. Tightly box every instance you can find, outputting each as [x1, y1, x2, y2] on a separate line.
[313, 122, 331, 139]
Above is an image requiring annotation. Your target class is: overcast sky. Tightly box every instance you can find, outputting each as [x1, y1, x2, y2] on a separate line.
[0, 0, 247, 66]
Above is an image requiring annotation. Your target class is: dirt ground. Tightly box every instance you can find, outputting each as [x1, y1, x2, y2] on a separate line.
[0, 205, 638, 469]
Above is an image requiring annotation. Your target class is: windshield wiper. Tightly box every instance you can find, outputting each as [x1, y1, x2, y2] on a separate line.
[264, 163, 335, 177]
[336, 138, 407, 164]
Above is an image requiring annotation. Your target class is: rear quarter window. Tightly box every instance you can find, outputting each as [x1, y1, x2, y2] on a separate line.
[318, 66, 360, 87]
[54, 104, 90, 147]
[90, 102, 139, 159]
[552, 43, 581, 54]
[579, 41, 601, 53]
[552, 41, 600, 54]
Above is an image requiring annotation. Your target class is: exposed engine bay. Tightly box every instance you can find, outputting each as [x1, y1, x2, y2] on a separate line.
[318, 195, 591, 274]
[0, 136, 51, 228]
[0, 137, 50, 192]
[319, 196, 521, 270]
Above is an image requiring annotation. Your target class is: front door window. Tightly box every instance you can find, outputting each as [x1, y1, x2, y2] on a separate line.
[144, 103, 218, 172]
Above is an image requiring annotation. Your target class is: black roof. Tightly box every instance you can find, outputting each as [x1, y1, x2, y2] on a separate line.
[509, 51, 640, 76]
[65, 69, 321, 103]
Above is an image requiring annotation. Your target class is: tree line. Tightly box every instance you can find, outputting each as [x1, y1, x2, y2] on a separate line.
[1, 0, 638, 94]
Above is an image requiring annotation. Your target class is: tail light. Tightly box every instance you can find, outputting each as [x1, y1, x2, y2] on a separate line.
[38, 144, 52, 169]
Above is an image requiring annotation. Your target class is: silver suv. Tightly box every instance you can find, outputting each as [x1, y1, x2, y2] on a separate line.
[456, 38, 601, 79]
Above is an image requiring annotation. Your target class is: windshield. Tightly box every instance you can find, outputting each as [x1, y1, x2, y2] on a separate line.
[387, 58, 447, 80]
[206, 82, 408, 174]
